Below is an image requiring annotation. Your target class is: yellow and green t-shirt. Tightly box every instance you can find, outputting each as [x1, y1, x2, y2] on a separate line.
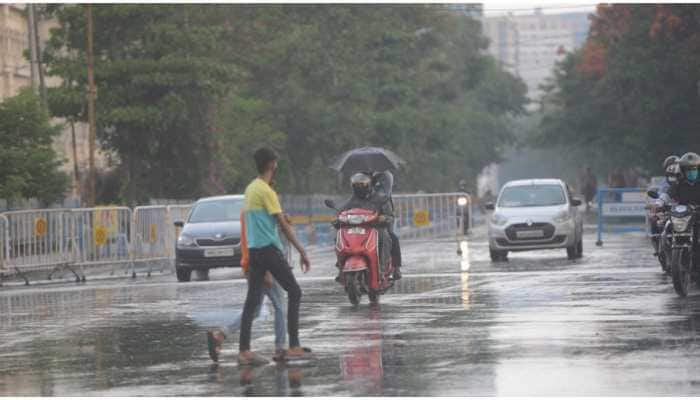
[243, 178, 284, 251]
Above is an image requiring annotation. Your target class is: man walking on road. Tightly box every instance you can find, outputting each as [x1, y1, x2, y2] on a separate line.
[206, 210, 287, 363]
[238, 147, 311, 365]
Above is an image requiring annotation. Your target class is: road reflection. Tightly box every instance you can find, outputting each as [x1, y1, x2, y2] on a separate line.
[340, 304, 384, 395]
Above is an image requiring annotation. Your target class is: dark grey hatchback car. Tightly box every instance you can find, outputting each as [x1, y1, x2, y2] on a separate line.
[174, 195, 244, 282]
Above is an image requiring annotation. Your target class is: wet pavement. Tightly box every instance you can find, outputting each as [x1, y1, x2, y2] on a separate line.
[3, 228, 700, 395]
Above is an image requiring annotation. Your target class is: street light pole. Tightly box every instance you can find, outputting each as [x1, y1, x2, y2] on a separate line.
[85, 5, 97, 207]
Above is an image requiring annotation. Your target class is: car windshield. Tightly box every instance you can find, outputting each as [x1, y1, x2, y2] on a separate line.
[498, 184, 567, 208]
[188, 199, 243, 223]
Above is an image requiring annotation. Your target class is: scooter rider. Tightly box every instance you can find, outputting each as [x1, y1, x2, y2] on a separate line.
[668, 152, 700, 205]
[335, 173, 395, 281]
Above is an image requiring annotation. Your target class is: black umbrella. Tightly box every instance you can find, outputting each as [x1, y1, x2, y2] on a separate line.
[330, 147, 406, 174]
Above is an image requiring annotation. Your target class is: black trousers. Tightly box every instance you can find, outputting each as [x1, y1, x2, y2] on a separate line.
[239, 245, 302, 351]
[389, 231, 402, 267]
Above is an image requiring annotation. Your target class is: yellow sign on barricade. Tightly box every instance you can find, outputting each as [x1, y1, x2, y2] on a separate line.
[34, 218, 48, 237]
[94, 225, 107, 247]
[149, 223, 158, 244]
[412, 209, 430, 227]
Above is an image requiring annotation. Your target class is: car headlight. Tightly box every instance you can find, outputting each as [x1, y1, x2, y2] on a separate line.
[672, 216, 691, 233]
[177, 234, 196, 248]
[457, 196, 468, 207]
[553, 210, 571, 223]
[491, 213, 508, 226]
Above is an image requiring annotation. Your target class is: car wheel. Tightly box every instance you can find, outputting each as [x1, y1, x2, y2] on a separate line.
[195, 269, 210, 281]
[176, 266, 192, 282]
[490, 248, 508, 262]
[576, 237, 583, 258]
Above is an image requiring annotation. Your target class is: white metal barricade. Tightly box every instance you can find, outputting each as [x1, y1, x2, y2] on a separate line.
[70, 207, 132, 271]
[393, 192, 472, 241]
[3, 209, 74, 278]
[132, 206, 172, 276]
[0, 215, 8, 274]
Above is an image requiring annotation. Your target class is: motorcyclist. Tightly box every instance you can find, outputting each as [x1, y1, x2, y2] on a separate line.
[668, 152, 700, 205]
[649, 155, 680, 253]
[335, 172, 396, 281]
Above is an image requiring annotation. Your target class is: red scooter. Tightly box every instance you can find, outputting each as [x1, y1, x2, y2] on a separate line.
[325, 200, 395, 305]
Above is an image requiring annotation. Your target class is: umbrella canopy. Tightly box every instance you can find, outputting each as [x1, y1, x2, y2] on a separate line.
[330, 147, 405, 175]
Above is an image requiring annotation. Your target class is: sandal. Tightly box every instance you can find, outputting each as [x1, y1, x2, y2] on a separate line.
[206, 329, 226, 363]
[237, 351, 270, 366]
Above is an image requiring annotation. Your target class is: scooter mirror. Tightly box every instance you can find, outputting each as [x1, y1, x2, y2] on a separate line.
[324, 199, 337, 210]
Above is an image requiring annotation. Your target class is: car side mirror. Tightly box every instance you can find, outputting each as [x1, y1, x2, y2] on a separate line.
[324, 199, 337, 210]
[174, 220, 184, 228]
[647, 190, 659, 199]
[484, 202, 495, 211]
[571, 199, 582, 207]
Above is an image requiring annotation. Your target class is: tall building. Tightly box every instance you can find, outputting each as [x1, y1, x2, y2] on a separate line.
[483, 9, 591, 100]
[0, 4, 103, 201]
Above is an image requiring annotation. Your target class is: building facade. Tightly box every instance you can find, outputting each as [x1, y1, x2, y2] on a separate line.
[483, 9, 590, 100]
[0, 4, 102, 201]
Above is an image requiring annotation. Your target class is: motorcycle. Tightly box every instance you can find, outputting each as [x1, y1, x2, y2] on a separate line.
[650, 190, 700, 297]
[324, 199, 395, 305]
[646, 195, 673, 274]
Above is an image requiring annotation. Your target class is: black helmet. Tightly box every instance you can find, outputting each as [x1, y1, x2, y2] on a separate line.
[350, 172, 372, 199]
[680, 152, 700, 183]
[663, 155, 680, 169]
[680, 152, 700, 169]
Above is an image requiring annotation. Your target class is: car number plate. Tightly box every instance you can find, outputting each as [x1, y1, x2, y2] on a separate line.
[204, 247, 235, 258]
[347, 227, 366, 235]
[516, 230, 544, 239]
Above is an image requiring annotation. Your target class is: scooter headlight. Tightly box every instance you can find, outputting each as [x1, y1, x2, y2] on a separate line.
[672, 216, 691, 233]
[457, 196, 468, 207]
[347, 214, 369, 225]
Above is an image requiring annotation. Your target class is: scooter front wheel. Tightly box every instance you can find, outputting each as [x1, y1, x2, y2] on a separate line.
[345, 271, 361, 306]
[369, 291, 379, 304]
[671, 248, 691, 297]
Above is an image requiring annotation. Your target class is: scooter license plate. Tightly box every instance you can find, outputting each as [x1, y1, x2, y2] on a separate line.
[347, 227, 366, 235]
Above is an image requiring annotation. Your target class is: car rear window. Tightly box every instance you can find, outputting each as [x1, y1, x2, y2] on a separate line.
[189, 199, 243, 223]
[498, 184, 566, 207]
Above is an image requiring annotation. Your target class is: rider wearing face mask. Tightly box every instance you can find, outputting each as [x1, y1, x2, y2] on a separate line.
[668, 152, 700, 205]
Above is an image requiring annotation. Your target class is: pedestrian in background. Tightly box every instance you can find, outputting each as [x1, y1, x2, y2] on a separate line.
[580, 166, 597, 212]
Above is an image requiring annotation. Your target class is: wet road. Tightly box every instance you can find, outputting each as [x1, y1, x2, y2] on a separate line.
[3, 228, 700, 395]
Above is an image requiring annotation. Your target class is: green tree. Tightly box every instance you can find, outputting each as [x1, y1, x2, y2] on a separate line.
[0, 90, 69, 205]
[44, 5, 240, 203]
[535, 5, 700, 176]
[216, 5, 527, 194]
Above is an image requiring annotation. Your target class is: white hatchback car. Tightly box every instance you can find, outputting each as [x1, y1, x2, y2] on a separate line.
[486, 179, 584, 262]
